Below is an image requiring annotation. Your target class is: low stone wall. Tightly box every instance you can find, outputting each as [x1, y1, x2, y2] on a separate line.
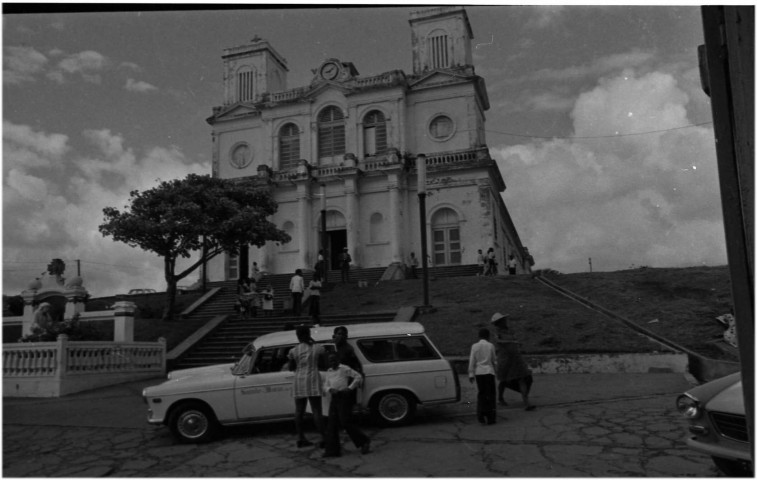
[449, 352, 689, 376]
[3, 335, 166, 397]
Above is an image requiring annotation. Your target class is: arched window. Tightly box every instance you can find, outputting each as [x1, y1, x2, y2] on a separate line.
[363, 110, 387, 156]
[428, 30, 450, 69]
[318, 106, 346, 159]
[369, 212, 386, 243]
[279, 123, 300, 170]
[236, 66, 255, 102]
[431, 208, 461, 265]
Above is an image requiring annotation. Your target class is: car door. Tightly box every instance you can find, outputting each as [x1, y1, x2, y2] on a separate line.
[234, 345, 295, 422]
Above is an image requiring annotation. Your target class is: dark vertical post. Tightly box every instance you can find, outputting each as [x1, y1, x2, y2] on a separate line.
[417, 154, 430, 308]
[701, 5, 754, 451]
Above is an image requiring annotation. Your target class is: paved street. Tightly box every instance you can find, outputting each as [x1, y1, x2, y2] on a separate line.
[3, 372, 722, 477]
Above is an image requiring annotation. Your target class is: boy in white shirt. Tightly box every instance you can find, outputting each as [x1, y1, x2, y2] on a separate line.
[322, 352, 371, 457]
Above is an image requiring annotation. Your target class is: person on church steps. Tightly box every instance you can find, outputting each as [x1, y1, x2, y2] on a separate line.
[408, 252, 418, 279]
[476, 249, 485, 276]
[289, 269, 305, 316]
[491, 312, 535, 411]
[308, 272, 323, 324]
[507, 254, 518, 275]
[468, 327, 497, 425]
[340, 248, 351, 283]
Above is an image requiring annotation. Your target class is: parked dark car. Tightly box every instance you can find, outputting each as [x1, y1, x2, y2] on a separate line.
[676, 372, 751, 476]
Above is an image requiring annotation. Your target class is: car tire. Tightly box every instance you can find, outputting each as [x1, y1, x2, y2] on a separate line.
[168, 401, 219, 443]
[712, 456, 752, 477]
[371, 390, 416, 427]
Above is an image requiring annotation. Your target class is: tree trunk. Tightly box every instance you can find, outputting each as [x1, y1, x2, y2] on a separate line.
[163, 279, 178, 321]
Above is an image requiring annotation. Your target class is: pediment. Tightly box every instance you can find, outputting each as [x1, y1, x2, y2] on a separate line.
[303, 81, 353, 100]
[213, 103, 259, 121]
[408, 70, 471, 89]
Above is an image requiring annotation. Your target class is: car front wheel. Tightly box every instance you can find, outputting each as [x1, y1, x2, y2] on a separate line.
[712, 456, 752, 477]
[371, 391, 416, 426]
[168, 402, 219, 443]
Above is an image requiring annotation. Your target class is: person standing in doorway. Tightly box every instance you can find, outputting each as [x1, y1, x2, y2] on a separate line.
[408, 252, 419, 279]
[308, 272, 323, 324]
[468, 327, 497, 425]
[340, 248, 351, 283]
[315, 250, 325, 280]
[507, 254, 518, 275]
[290, 269, 305, 316]
[287, 325, 326, 448]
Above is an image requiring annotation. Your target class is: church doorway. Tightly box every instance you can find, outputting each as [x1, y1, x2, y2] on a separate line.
[327, 230, 347, 270]
[322, 210, 348, 270]
[431, 208, 462, 265]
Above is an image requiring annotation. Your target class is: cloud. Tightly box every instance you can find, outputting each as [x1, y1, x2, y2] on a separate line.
[491, 70, 726, 273]
[3, 46, 49, 84]
[125, 78, 158, 93]
[53, 50, 108, 84]
[3, 124, 211, 297]
[524, 6, 567, 29]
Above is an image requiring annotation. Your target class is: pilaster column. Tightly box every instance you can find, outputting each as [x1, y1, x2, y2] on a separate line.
[344, 178, 360, 266]
[297, 181, 312, 270]
[388, 176, 402, 264]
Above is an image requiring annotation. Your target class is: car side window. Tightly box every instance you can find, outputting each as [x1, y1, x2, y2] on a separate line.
[253, 346, 293, 374]
[357, 336, 439, 363]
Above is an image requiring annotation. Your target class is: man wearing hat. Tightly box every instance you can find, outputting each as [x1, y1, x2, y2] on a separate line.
[339, 247, 351, 283]
[491, 312, 535, 411]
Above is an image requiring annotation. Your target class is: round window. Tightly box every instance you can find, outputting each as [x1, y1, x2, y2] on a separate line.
[230, 143, 253, 169]
[429, 115, 454, 141]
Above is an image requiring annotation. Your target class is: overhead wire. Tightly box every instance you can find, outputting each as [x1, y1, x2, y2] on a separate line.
[485, 121, 713, 140]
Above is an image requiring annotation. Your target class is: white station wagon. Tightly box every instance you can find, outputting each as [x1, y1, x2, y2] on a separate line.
[143, 322, 461, 443]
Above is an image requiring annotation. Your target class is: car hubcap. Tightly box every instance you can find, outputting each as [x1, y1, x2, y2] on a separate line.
[380, 394, 408, 421]
[178, 410, 208, 439]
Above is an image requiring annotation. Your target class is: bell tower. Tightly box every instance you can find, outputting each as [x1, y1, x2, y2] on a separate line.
[409, 6, 474, 74]
[221, 36, 288, 106]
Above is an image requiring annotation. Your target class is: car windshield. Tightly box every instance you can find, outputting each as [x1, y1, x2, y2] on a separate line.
[231, 344, 255, 375]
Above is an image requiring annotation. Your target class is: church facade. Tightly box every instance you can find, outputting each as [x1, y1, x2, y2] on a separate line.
[204, 6, 533, 281]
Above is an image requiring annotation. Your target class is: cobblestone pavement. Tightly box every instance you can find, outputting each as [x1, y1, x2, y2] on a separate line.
[3, 373, 723, 477]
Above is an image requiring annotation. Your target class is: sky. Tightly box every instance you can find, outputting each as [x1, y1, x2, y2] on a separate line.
[2, 3, 727, 297]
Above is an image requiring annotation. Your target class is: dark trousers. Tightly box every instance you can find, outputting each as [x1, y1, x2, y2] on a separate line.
[292, 292, 302, 316]
[324, 391, 368, 455]
[475, 374, 497, 424]
[341, 266, 349, 283]
[309, 295, 320, 321]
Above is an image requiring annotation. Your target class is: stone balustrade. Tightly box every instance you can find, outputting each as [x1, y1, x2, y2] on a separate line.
[3, 335, 166, 397]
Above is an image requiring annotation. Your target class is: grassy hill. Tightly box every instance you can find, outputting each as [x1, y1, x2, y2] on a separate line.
[93, 266, 737, 361]
[320, 265, 736, 360]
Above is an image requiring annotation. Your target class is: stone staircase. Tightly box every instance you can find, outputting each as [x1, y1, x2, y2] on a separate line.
[170, 264, 479, 370]
[172, 311, 397, 370]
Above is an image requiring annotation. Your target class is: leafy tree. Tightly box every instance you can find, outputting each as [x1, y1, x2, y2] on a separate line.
[3, 295, 24, 316]
[99, 174, 290, 320]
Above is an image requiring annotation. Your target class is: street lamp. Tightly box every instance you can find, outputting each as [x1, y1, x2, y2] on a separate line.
[417, 154, 431, 309]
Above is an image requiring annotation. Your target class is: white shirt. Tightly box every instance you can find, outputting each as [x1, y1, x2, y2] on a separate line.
[290, 274, 304, 293]
[468, 339, 496, 378]
[323, 364, 362, 393]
